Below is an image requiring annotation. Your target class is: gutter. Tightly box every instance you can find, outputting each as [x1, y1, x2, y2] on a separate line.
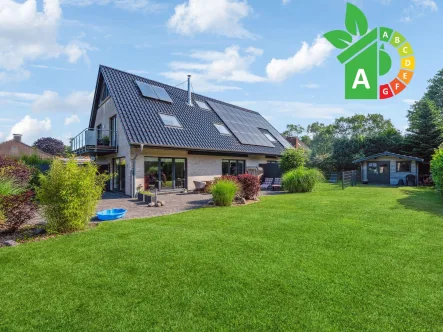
[128, 142, 283, 157]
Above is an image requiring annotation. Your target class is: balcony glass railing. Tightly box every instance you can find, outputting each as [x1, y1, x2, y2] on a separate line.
[71, 128, 118, 153]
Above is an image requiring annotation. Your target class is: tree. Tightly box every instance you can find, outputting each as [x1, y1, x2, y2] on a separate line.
[283, 124, 304, 137]
[405, 99, 443, 161]
[280, 148, 307, 173]
[424, 68, 443, 110]
[33, 137, 65, 156]
[431, 145, 443, 195]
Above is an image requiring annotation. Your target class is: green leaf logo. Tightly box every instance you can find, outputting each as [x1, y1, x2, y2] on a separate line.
[345, 3, 368, 36]
[323, 30, 353, 49]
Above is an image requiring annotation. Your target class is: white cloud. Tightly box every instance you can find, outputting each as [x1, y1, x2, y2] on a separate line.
[61, 0, 164, 12]
[168, 0, 255, 39]
[233, 100, 349, 120]
[0, 0, 92, 77]
[32, 90, 94, 113]
[0, 90, 94, 113]
[403, 99, 417, 105]
[65, 114, 80, 125]
[31, 64, 74, 71]
[301, 83, 320, 89]
[266, 35, 334, 82]
[401, 0, 438, 22]
[282, 0, 290, 4]
[162, 45, 265, 92]
[0, 132, 4, 141]
[7, 115, 51, 145]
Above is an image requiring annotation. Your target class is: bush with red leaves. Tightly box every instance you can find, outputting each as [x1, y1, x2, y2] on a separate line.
[215, 175, 240, 184]
[238, 174, 260, 200]
[0, 191, 37, 232]
[0, 156, 32, 186]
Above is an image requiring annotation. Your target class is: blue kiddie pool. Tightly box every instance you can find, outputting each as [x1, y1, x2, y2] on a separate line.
[96, 208, 127, 221]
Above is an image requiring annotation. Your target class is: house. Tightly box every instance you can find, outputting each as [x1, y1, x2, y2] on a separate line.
[285, 136, 309, 150]
[0, 134, 53, 159]
[71, 66, 292, 197]
[353, 151, 423, 185]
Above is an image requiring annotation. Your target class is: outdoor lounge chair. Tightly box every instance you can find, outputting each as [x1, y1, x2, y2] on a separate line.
[193, 181, 206, 193]
[272, 178, 282, 191]
[260, 178, 273, 190]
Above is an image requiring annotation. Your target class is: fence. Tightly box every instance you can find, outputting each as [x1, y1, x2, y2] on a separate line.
[324, 170, 360, 189]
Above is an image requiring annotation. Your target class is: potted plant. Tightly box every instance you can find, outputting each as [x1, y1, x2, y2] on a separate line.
[102, 136, 110, 146]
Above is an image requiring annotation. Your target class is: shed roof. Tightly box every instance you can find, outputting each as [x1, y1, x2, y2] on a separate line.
[353, 151, 424, 163]
[91, 66, 291, 156]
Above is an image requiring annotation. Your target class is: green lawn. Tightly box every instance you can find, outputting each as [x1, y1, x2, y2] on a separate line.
[1, 184, 443, 331]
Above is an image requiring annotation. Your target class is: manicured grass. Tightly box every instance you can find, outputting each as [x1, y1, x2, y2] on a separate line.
[1, 184, 443, 331]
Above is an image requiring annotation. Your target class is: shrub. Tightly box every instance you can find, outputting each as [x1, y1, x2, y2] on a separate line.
[33, 137, 65, 156]
[282, 167, 325, 193]
[0, 156, 32, 187]
[238, 174, 260, 199]
[280, 148, 307, 173]
[0, 191, 37, 232]
[210, 180, 239, 206]
[214, 175, 239, 184]
[37, 158, 110, 233]
[431, 145, 443, 195]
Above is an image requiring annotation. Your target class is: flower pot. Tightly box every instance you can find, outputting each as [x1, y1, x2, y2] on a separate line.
[144, 195, 152, 204]
[137, 193, 144, 201]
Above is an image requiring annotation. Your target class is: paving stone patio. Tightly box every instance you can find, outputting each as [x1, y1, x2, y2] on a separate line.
[93, 191, 212, 221]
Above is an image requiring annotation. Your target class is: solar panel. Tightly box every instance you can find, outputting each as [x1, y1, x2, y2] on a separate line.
[207, 100, 292, 148]
[135, 81, 157, 100]
[151, 85, 173, 103]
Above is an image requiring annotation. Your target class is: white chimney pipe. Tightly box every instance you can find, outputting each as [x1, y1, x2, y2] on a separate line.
[187, 75, 193, 106]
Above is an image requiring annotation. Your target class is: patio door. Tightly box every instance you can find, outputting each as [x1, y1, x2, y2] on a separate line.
[144, 157, 187, 191]
[113, 157, 126, 192]
[367, 161, 390, 184]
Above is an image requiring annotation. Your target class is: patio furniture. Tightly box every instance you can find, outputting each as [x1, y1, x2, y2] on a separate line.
[193, 181, 206, 193]
[260, 178, 273, 190]
[272, 178, 282, 191]
[406, 174, 416, 186]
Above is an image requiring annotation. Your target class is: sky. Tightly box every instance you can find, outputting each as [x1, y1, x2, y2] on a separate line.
[0, 0, 442, 145]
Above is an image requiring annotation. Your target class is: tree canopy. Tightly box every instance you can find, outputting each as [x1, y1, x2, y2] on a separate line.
[33, 137, 65, 156]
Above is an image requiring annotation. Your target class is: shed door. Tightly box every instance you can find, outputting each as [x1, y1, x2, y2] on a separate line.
[367, 161, 390, 184]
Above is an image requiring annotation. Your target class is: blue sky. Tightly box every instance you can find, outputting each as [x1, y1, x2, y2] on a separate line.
[0, 0, 441, 145]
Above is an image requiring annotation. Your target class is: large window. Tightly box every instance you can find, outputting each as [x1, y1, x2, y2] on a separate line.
[222, 159, 245, 176]
[144, 157, 187, 191]
[100, 84, 110, 103]
[113, 157, 126, 192]
[397, 161, 411, 172]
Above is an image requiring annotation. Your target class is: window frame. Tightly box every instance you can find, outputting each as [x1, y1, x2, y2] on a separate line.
[196, 100, 211, 110]
[396, 161, 411, 173]
[100, 84, 110, 104]
[214, 123, 231, 135]
[222, 159, 246, 176]
[159, 113, 182, 128]
[264, 132, 277, 143]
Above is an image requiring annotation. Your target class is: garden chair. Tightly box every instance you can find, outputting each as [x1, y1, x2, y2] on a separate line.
[272, 178, 282, 191]
[193, 181, 206, 193]
[260, 178, 273, 190]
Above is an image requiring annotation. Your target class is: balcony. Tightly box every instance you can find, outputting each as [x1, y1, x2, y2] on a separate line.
[71, 129, 118, 155]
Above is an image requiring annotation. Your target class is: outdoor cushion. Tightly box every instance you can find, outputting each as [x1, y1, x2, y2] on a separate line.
[260, 178, 273, 190]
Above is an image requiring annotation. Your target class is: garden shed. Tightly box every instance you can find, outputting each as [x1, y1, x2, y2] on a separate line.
[353, 152, 423, 186]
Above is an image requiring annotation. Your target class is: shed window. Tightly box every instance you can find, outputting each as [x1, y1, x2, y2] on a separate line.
[368, 162, 378, 174]
[397, 161, 411, 172]
[159, 114, 182, 127]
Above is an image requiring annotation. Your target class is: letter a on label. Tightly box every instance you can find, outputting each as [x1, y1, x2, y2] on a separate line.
[352, 69, 370, 89]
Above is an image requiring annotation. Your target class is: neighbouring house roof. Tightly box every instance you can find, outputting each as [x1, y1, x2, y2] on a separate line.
[91, 65, 292, 156]
[353, 151, 424, 163]
[0, 139, 53, 159]
[285, 136, 309, 150]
